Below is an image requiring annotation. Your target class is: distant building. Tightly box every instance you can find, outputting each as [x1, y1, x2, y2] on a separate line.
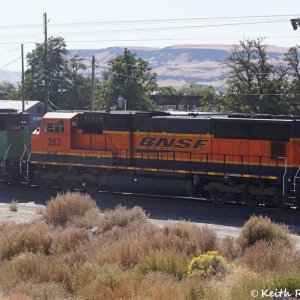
[0, 100, 45, 132]
[150, 94, 202, 111]
[0, 91, 8, 99]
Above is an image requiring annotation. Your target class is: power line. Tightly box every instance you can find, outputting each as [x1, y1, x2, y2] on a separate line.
[0, 57, 21, 70]
[0, 18, 292, 39]
[0, 13, 297, 30]
[65, 35, 300, 44]
[48, 19, 289, 37]
[0, 46, 21, 57]
[0, 40, 38, 45]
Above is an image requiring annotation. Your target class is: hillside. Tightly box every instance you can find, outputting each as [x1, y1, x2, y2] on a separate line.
[1, 44, 288, 89]
[71, 44, 287, 89]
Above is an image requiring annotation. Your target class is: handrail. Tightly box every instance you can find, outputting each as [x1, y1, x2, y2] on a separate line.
[278, 157, 287, 197]
[19, 144, 27, 174]
[3, 144, 11, 172]
[293, 166, 300, 192]
[26, 152, 31, 179]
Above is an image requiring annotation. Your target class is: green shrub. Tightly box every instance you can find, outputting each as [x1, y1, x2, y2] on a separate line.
[185, 281, 204, 300]
[45, 192, 97, 225]
[272, 269, 300, 296]
[238, 215, 292, 250]
[187, 251, 229, 278]
[138, 250, 189, 279]
[230, 276, 273, 300]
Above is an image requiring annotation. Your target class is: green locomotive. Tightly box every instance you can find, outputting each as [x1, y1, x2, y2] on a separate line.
[0, 110, 29, 183]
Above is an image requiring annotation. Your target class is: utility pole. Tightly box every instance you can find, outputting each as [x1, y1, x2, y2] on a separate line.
[21, 44, 25, 113]
[44, 13, 49, 112]
[91, 55, 96, 111]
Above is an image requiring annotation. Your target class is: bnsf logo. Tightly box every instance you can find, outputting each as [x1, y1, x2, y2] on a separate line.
[139, 137, 208, 149]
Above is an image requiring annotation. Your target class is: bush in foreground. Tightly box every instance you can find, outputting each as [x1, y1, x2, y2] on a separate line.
[187, 251, 229, 278]
[138, 250, 189, 279]
[0, 221, 53, 261]
[45, 192, 97, 225]
[238, 215, 293, 250]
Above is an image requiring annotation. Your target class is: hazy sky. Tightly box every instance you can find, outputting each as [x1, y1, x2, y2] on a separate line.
[0, 0, 300, 71]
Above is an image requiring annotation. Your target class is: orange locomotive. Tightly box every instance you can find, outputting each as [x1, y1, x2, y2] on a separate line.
[30, 111, 300, 207]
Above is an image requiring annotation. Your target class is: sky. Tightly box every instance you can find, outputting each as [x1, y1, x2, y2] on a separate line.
[0, 0, 300, 71]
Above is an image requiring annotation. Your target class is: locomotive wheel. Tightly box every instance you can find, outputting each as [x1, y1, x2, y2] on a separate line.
[210, 189, 226, 205]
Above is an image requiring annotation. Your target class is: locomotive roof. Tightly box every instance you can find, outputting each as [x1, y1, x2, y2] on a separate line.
[41, 111, 300, 123]
[43, 112, 78, 119]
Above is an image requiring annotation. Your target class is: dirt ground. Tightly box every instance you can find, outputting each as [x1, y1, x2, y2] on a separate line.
[0, 202, 45, 224]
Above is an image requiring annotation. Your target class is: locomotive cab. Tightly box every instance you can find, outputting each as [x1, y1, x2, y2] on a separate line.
[31, 112, 77, 154]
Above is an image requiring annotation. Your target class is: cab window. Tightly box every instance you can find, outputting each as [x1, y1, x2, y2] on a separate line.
[44, 121, 64, 132]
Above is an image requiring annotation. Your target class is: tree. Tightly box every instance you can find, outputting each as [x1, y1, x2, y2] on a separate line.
[224, 39, 288, 114]
[61, 55, 92, 110]
[25, 37, 91, 110]
[178, 83, 224, 112]
[284, 46, 300, 113]
[95, 48, 157, 111]
[179, 83, 210, 96]
[0, 82, 21, 99]
[196, 86, 225, 112]
[157, 86, 179, 95]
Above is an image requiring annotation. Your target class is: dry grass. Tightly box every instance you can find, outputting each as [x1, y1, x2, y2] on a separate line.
[0, 192, 298, 299]
[0, 221, 53, 261]
[9, 200, 18, 212]
[218, 236, 242, 261]
[9, 252, 73, 291]
[160, 223, 218, 256]
[5, 293, 31, 300]
[238, 215, 293, 250]
[35, 206, 45, 215]
[45, 192, 97, 225]
[19, 282, 69, 300]
[138, 249, 189, 279]
[243, 240, 300, 272]
[50, 226, 90, 255]
[69, 205, 147, 232]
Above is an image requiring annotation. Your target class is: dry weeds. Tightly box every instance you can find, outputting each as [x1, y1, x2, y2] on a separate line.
[0, 193, 298, 299]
